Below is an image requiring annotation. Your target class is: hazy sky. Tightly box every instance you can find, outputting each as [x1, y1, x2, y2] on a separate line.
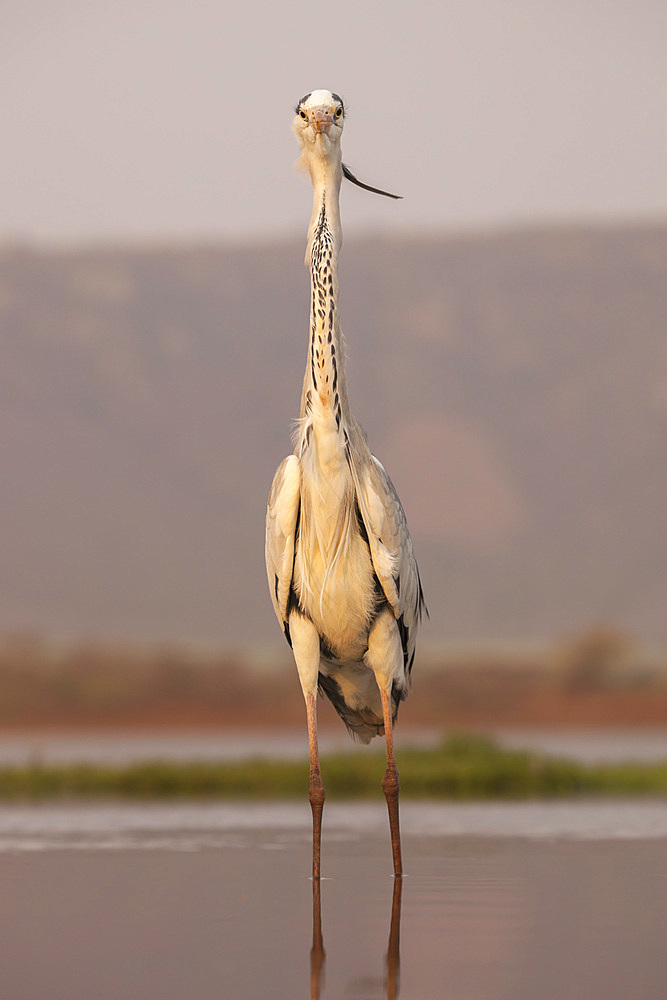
[1, 0, 665, 244]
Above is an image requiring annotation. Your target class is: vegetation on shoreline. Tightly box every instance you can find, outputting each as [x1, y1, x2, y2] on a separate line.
[1, 733, 666, 801]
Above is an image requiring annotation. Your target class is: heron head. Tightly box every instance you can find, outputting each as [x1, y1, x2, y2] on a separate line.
[293, 89, 401, 200]
[293, 90, 345, 154]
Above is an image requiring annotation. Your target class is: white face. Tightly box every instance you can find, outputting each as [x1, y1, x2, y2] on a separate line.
[293, 89, 345, 148]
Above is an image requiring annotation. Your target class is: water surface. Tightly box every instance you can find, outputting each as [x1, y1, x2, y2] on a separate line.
[1, 801, 666, 999]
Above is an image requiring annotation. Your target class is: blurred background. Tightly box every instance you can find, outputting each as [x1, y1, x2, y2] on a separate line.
[1, 0, 666, 739]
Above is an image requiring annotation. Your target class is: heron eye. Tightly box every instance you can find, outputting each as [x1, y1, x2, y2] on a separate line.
[299, 109, 307, 120]
[335, 106, 343, 119]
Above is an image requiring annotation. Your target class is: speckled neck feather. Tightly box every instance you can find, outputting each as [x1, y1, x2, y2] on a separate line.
[296, 156, 349, 454]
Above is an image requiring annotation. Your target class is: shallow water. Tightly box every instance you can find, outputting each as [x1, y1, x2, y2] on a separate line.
[1, 801, 667, 999]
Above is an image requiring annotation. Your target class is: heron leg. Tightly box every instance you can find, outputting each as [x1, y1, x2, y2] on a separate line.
[310, 866, 326, 998]
[365, 609, 404, 876]
[380, 686, 403, 876]
[385, 873, 403, 1000]
[290, 612, 325, 879]
[306, 690, 325, 879]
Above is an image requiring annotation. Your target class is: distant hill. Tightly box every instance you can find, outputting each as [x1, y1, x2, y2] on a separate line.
[1, 224, 665, 644]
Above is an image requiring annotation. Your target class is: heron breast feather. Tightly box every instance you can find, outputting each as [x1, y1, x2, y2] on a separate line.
[294, 514, 378, 660]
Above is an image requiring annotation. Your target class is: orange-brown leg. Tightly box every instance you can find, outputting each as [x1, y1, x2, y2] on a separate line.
[385, 874, 403, 999]
[306, 691, 325, 879]
[310, 874, 326, 999]
[380, 688, 403, 876]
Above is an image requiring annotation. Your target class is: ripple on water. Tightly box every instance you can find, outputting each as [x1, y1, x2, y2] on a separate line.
[0, 800, 666, 852]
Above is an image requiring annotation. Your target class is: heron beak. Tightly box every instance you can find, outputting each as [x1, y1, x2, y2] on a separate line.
[309, 107, 333, 134]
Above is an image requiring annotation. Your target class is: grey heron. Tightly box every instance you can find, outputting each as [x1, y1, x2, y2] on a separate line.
[265, 90, 425, 878]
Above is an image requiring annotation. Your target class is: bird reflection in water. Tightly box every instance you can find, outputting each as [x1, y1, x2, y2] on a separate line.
[310, 877, 403, 1000]
[310, 878, 326, 1000]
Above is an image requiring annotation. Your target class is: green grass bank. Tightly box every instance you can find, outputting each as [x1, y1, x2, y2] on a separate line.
[1, 734, 667, 800]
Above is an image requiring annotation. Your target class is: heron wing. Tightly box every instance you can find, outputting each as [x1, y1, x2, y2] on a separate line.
[265, 454, 301, 630]
[355, 455, 425, 673]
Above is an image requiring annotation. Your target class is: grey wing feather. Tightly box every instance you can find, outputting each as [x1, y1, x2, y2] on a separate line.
[265, 455, 301, 630]
[354, 455, 426, 672]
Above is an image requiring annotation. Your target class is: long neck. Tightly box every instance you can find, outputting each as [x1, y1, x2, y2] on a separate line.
[298, 147, 349, 434]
